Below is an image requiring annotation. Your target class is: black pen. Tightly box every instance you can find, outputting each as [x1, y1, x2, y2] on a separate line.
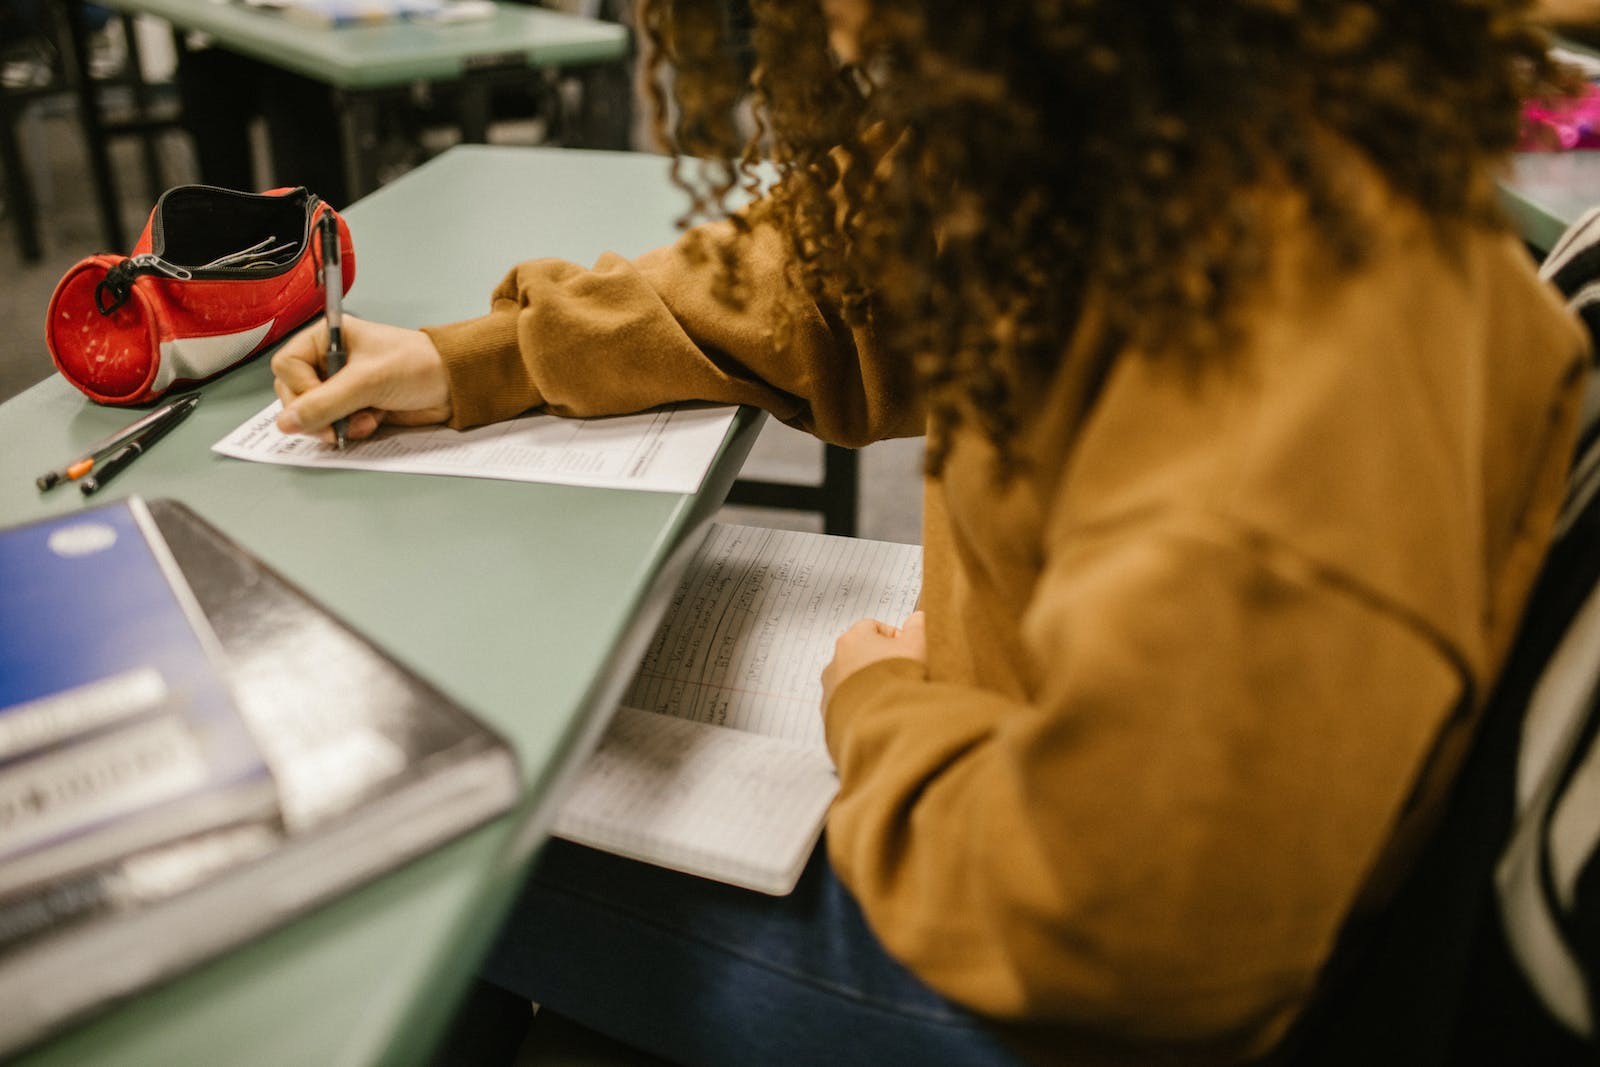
[320, 213, 349, 451]
[35, 393, 201, 491]
[79, 393, 201, 497]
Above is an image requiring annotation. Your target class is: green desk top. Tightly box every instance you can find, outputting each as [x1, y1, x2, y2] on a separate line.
[2, 145, 759, 1067]
[85, 0, 628, 88]
[1501, 151, 1600, 254]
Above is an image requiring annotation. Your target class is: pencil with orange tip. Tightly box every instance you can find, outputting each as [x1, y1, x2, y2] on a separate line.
[34, 393, 203, 491]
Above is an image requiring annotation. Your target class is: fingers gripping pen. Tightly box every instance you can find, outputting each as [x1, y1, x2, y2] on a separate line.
[320, 212, 350, 451]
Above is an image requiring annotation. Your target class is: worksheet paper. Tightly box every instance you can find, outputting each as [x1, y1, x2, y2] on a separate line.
[212, 400, 739, 494]
[553, 524, 924, 894]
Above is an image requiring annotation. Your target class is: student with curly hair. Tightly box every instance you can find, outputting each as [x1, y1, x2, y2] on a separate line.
[272, 2, 1591, 1062]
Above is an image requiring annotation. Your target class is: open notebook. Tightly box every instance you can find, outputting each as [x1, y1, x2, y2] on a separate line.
[554, 523, 923, 895]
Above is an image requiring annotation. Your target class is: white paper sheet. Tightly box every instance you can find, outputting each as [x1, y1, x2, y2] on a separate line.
[212, 399, 739, 494]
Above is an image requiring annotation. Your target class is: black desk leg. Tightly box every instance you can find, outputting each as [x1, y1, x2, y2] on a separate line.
[0, 100, 43, 262]
[119, 15, 165, 201]
[336, 89, 381, 198]
[58, 0, 125, 250]
[821, 443, 859, 537]
[725, 443, 861, 538]
[458, 83, 491, 144]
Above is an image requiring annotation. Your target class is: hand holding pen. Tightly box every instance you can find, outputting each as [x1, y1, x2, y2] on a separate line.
[269, 203, 454, 443]
[35, 393, 201, 495]
[320, 213, 350, 451]
[269, 316, 454, 442]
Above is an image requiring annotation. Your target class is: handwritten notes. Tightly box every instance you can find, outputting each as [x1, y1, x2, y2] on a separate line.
[554, 523, 923, 894]
[622, 524, 924, 746]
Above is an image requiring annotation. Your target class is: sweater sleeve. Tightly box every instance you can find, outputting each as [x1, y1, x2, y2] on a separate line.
[421, 203, 924, 445]
[821, 513, 1466, 1056]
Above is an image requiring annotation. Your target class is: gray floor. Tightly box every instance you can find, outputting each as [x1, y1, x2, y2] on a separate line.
[2, 84, 922, 1067]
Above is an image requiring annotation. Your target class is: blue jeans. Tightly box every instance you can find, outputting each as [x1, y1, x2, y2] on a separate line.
[480, 838, 1029, 1066]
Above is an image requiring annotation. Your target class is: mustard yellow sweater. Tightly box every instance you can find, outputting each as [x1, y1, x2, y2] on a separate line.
[423, 164, 1586, 1062]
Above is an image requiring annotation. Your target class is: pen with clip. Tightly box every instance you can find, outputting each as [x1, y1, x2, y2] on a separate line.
[35, 392, 202, 491]
[79, 392, 202, 497]
[320, 213, 349, 451]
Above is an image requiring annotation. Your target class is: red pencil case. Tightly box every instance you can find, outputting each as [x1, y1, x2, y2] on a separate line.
[45, 185, 354, 406]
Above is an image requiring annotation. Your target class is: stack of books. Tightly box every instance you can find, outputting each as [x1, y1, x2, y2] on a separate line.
[0, 497, 518, 1057]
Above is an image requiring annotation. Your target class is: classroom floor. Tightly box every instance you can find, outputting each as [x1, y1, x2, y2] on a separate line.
[0, 74, 922, 1067]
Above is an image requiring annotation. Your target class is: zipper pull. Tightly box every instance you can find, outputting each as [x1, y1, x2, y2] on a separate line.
[94, 253, 194, 316]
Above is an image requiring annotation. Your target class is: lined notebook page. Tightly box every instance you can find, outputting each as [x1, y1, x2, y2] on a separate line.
[555, 524, 923, 894]
[553, 707, 838, 894]
[621, 524, 924, 746]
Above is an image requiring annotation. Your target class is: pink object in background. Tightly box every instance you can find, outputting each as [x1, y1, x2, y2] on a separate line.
[1521, 82, 1600, 151]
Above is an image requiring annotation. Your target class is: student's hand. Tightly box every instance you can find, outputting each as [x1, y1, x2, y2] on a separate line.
[821, 611, 927, 712]
[271, 315, 452, 444]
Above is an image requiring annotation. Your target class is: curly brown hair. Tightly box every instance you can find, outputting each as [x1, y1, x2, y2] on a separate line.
[640, 1, 1565, 474]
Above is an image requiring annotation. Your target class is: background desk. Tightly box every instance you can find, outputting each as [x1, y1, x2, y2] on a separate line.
[58, 0, 630, 247]
[0, 144, 760, 1067]
[1502, 151, 1600, 255]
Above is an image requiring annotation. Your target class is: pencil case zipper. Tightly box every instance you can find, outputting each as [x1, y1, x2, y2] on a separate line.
[94, 192, 326, 315]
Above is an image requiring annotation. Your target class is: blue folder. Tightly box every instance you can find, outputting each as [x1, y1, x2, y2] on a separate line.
[0, 497, 277, 900]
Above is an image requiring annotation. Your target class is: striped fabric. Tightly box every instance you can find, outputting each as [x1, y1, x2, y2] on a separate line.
[1493, 210, 1600, 1041]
